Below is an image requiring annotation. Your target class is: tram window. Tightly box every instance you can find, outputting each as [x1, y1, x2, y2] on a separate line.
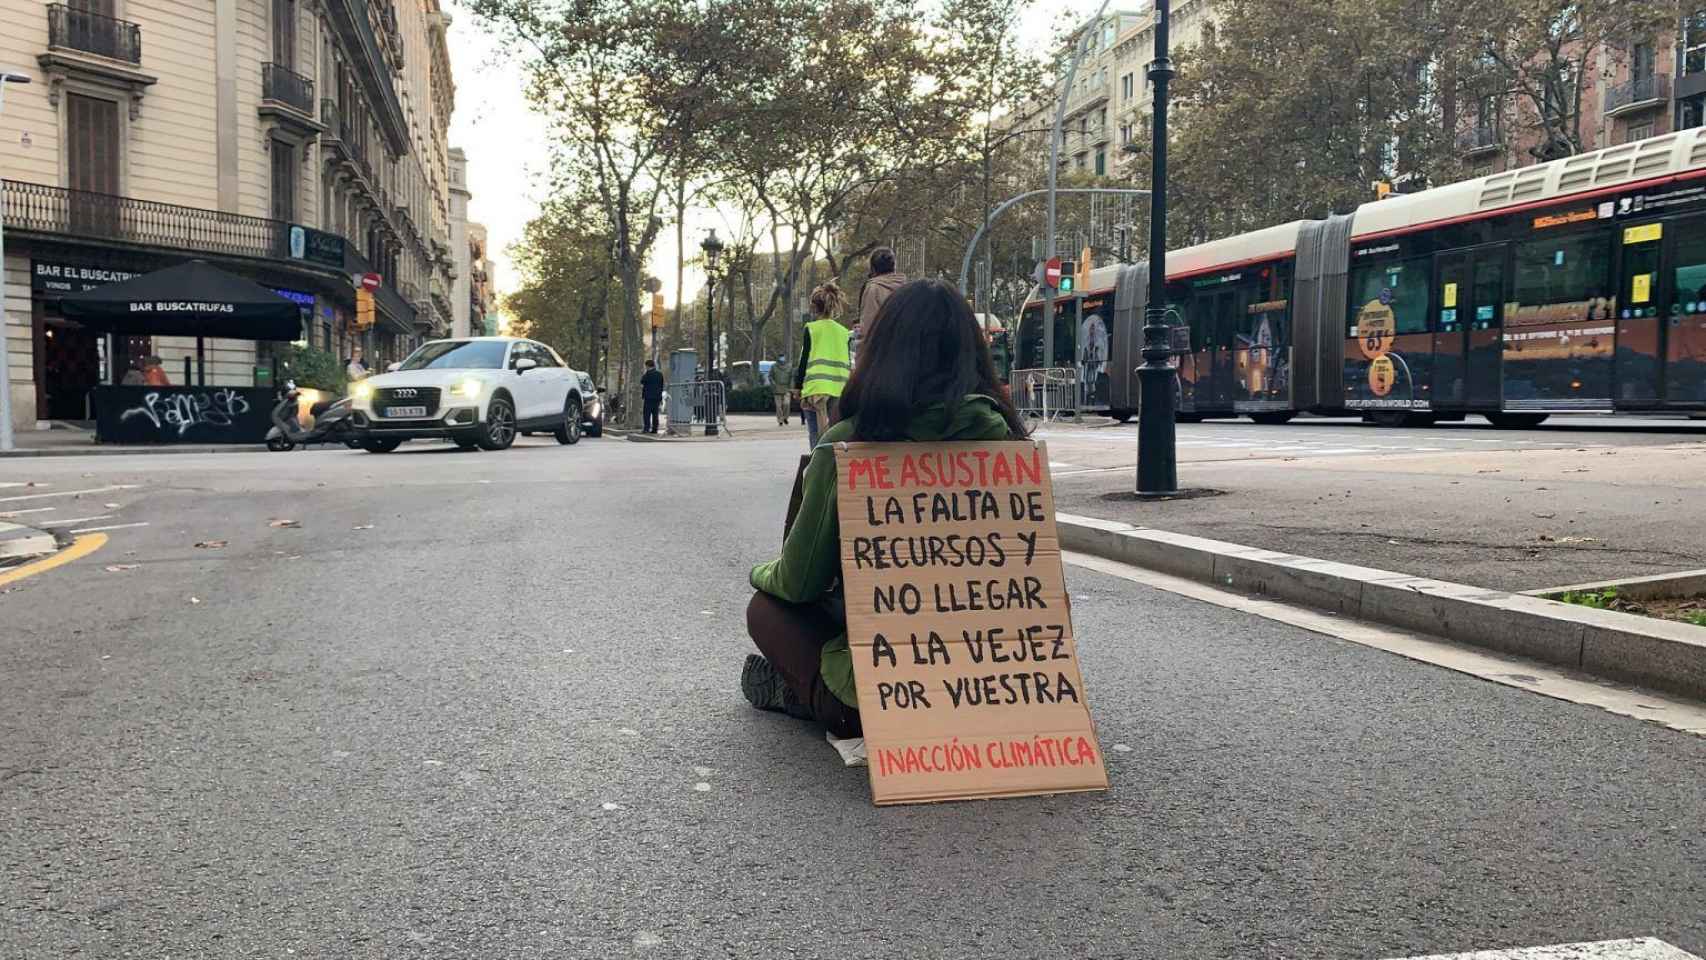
[1675, 233, 1706, 312]
[1511, 232, 1613, 324]
[1347, 257, 1432, 335]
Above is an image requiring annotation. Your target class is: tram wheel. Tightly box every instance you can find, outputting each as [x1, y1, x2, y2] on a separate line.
[1175, 413, 1205, 423]
[1249, 412, 1295, 425]
[1484, 413, 1549, 428]
[1107, 409, 1135, 423]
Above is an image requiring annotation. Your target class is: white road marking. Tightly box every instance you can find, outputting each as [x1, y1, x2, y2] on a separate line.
[0, 484, 140, 503]
[69, 522, 149, 534]
[1381, 939, 1702, 960]
[1064, 550, 1706, 738]
[0, 482, 47, 489]
[38, 515, 113, 527]
[0, 507, 57, 517]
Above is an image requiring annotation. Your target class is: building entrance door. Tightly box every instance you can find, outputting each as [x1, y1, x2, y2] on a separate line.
[37, 312, 101, 422]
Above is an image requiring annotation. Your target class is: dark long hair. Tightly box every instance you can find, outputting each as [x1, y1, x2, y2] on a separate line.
[838, 279, 1026, 442]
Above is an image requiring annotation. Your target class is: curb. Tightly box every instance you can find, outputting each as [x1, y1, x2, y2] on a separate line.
[0, 521, 60, 563]
[1057, 513, 1706, 702]
[0, 444, 267, 458]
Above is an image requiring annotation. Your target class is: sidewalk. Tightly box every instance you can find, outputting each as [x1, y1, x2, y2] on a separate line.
[617, 413, 807, 444]
[1051, 441, 1706, 593]
[1, 428, 264, 458]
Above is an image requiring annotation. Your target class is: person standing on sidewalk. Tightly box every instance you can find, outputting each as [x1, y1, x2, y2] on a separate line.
[640, 359, 665, 434]
[770, 354, 793, 426]
[797, 280, 850, 448]
[741, 279, 1028, 738]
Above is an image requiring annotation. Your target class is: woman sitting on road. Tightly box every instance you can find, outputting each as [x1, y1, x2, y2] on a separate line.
[742, 279, 1029, 738]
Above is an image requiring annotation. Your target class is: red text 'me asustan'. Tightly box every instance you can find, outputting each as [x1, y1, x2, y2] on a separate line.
[844, 448, 1044, 493]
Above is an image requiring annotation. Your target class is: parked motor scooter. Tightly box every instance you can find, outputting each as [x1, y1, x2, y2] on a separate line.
[267, 380, 357, 451]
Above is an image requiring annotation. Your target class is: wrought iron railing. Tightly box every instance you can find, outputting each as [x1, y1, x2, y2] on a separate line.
[4, 178, 418, 330]
[3, 178, 287, 259]
[1457, 125, 1500, 152]
[1606, 73, 1671, 114]
[262, 62, 315, 115]
[47, 3, 142, 64]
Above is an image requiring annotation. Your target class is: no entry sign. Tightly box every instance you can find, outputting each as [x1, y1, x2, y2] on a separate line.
[834, 440, 1108, 805]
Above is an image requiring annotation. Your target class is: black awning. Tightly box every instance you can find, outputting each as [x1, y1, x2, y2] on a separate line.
[57, 260, 302, 341]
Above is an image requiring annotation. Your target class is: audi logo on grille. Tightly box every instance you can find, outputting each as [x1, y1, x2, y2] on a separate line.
[391, 388, 418, 398]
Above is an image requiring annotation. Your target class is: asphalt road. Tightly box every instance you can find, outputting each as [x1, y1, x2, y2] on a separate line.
[2, 436, 1703, 958]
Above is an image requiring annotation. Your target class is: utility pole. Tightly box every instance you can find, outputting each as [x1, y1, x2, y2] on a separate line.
[0, 69, 30, 451]
[1136, 0, 1177, 496]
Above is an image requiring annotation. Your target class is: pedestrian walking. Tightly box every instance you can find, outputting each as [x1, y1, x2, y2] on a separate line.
[346, 348, 370, 383]
[640, 359, 665, 434]
[770, 354, 793, 426]
[741, 279, 1028, 738]
[797, 280, 851, 448]
[856, 247, 908, 341]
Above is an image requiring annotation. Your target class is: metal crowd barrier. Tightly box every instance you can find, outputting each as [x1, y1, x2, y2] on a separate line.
[1011, 367, 1080, 423]
[665, 380, 730, 437]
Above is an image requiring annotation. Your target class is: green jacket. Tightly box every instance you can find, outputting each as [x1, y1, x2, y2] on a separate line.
[749, 394, 1017, 707]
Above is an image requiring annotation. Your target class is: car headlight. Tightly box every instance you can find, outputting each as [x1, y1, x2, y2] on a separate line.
[448, 377, 482, 399]
[351, 382, 373, 401]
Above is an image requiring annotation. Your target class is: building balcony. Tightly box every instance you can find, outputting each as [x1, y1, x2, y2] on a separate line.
[47, 3, 141, 64]
[1605, 73, 1671, 119]
[260, 62, 323, 138]
[5, 177, 293, 260]
[3, 178, 416, 332]
[1457, 125, 1501, 156]
[40, 4, 157, 120]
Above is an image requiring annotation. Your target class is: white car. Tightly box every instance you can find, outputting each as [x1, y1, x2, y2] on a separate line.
[346, 337, 591, 452]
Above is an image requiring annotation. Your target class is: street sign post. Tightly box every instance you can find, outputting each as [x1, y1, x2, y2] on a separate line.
[359, 273, 381, 292]
[1044, 257, 1062, 288]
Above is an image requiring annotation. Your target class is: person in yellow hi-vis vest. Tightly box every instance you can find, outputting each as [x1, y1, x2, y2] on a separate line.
[795, 280, 851, 447]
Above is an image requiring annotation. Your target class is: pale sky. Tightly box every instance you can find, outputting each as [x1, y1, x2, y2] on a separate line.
[444, 0, 1065, 307]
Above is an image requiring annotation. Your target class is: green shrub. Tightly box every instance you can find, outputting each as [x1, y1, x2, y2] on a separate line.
[274, 344, 346, 393]
[1558, 588, 1617, 610]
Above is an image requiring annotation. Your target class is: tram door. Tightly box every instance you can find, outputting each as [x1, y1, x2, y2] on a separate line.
[1664, 217, 1706, 405]
[1465, 248, 1506, 407]
[1202, 288, 1238, 408]
[1615, 220, 1664, 404]
[1433, 253, 1470, 406]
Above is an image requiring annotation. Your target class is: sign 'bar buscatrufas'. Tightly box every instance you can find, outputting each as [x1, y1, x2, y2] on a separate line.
[834, 440, 1108, 805]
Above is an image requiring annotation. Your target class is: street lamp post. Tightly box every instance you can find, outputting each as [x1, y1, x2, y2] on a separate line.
[1136, 0, 1177, 496]
[700, 230, 724, 437]
[0, 69, 31, 452]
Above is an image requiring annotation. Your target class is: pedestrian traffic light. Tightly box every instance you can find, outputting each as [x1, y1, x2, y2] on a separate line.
[1058, 260, 1076, 293]
[355, 289, 375, 330]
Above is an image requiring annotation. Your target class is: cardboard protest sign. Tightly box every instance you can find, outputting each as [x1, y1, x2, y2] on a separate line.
[834, 440, 1108, 805]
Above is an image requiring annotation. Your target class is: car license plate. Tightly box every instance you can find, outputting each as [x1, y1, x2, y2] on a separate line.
[385, 406, 427, 418]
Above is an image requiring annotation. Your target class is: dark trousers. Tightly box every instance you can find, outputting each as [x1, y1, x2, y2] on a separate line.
[642, 398, 660, 433]
[746, 592, 862, 739]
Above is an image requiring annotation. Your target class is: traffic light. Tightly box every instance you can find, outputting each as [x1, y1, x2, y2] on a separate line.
[355, 289, 375, 330]
[1374, 180, 1393, 200]
[1058, 260, 1076, 294]
[650, 292, 665, 329]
